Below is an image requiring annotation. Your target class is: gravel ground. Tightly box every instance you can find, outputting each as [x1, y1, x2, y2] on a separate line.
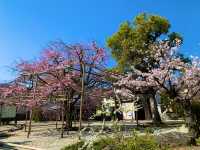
[0, 122, 79, 150]
[0, 120, 192, 150]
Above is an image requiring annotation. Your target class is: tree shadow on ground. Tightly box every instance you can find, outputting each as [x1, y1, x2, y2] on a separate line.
[0, 132, 11, 139]
[0, 141, 32, 150]
[0, 142, 17, 150]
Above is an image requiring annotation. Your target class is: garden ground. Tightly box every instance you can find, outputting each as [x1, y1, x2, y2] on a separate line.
[0, 121, 79, 150]
[0, 120, 200, 150]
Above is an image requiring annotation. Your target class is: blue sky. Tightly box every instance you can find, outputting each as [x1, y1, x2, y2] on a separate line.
[0, 0, 199, 82]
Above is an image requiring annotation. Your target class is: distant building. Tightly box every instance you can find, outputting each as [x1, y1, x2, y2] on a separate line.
[122, 93, 161, 121]
[0, 104, 16, 124]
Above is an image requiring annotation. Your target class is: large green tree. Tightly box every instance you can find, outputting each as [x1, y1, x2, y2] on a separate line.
[107, 13, 183, 124]
[107, 13, 182, 72]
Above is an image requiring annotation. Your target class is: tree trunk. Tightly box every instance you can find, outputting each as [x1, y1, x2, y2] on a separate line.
[68, 104, 73, 129]
[56, 112, 58, 129]
[79, 63, 85, 136]
[15, 118, 17, 126]
[0, 104, 2, 126]
[55, 103, 59, 129]
[27, 75, 37, 138]
[135, 111, 139, 127]
[61, 102, 65, 138]
[64, 98, 72, 131]
[143, 97, 152, 120]
[27, 109, 32, 138]
[149, 95, 161, 124]
[183, 100, 198, 145]
[24, 110, 28, 132]
[101, 115, 106, 131]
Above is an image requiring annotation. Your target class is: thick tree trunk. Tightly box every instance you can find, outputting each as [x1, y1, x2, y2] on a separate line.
[143, 97, 152, 120]
[183, 100, 198, 145]
[149, 95, 162, 124]
[64, 94, 73, 131]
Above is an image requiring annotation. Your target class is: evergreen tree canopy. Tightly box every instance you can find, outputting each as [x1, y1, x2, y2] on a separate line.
[107, 13, 183, 72]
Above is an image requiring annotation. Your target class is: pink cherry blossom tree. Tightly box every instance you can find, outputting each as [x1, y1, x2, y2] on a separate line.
[114, 38, 200, 144]
[6, 41, 107, 138]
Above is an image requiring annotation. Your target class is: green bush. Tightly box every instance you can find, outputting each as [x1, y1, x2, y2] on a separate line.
[160, 92, 184, 118]
[61, 133, 167, 150]
[92, 136, 159, 150]
[191, 102, 200, 118]
[61, 141, 84, 150]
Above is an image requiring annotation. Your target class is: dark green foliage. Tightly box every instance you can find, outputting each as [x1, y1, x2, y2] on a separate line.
[160, 92, 184, 118]
[168, 32, 183, 47]
[107, 13, 182, 72]
[191, 102, 200, 117]
[104, 67, 121, 83]
[176, 53, 191, 64]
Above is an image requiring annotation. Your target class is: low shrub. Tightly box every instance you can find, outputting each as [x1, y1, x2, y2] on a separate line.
[61, 132, 167, 150]
[61, 141, 84, 150]
[92, 135, 160, 150]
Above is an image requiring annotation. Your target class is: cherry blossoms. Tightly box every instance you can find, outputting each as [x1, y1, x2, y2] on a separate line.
[0, 41, 108, 138]
[113, 38, 200, 143]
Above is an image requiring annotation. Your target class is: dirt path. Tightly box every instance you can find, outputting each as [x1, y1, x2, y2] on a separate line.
[0, 122, 79, 150]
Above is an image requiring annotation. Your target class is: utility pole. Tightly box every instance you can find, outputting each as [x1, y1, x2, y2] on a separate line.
[27, 75, 37, 138]
[79, 62, 85, 139]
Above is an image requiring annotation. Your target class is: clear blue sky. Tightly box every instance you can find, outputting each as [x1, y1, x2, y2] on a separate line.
[0, 0, 200, 82]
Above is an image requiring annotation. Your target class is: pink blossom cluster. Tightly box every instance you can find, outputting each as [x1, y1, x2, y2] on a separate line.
[0, 42, 107, 111]
[114, 39, 200, 102]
